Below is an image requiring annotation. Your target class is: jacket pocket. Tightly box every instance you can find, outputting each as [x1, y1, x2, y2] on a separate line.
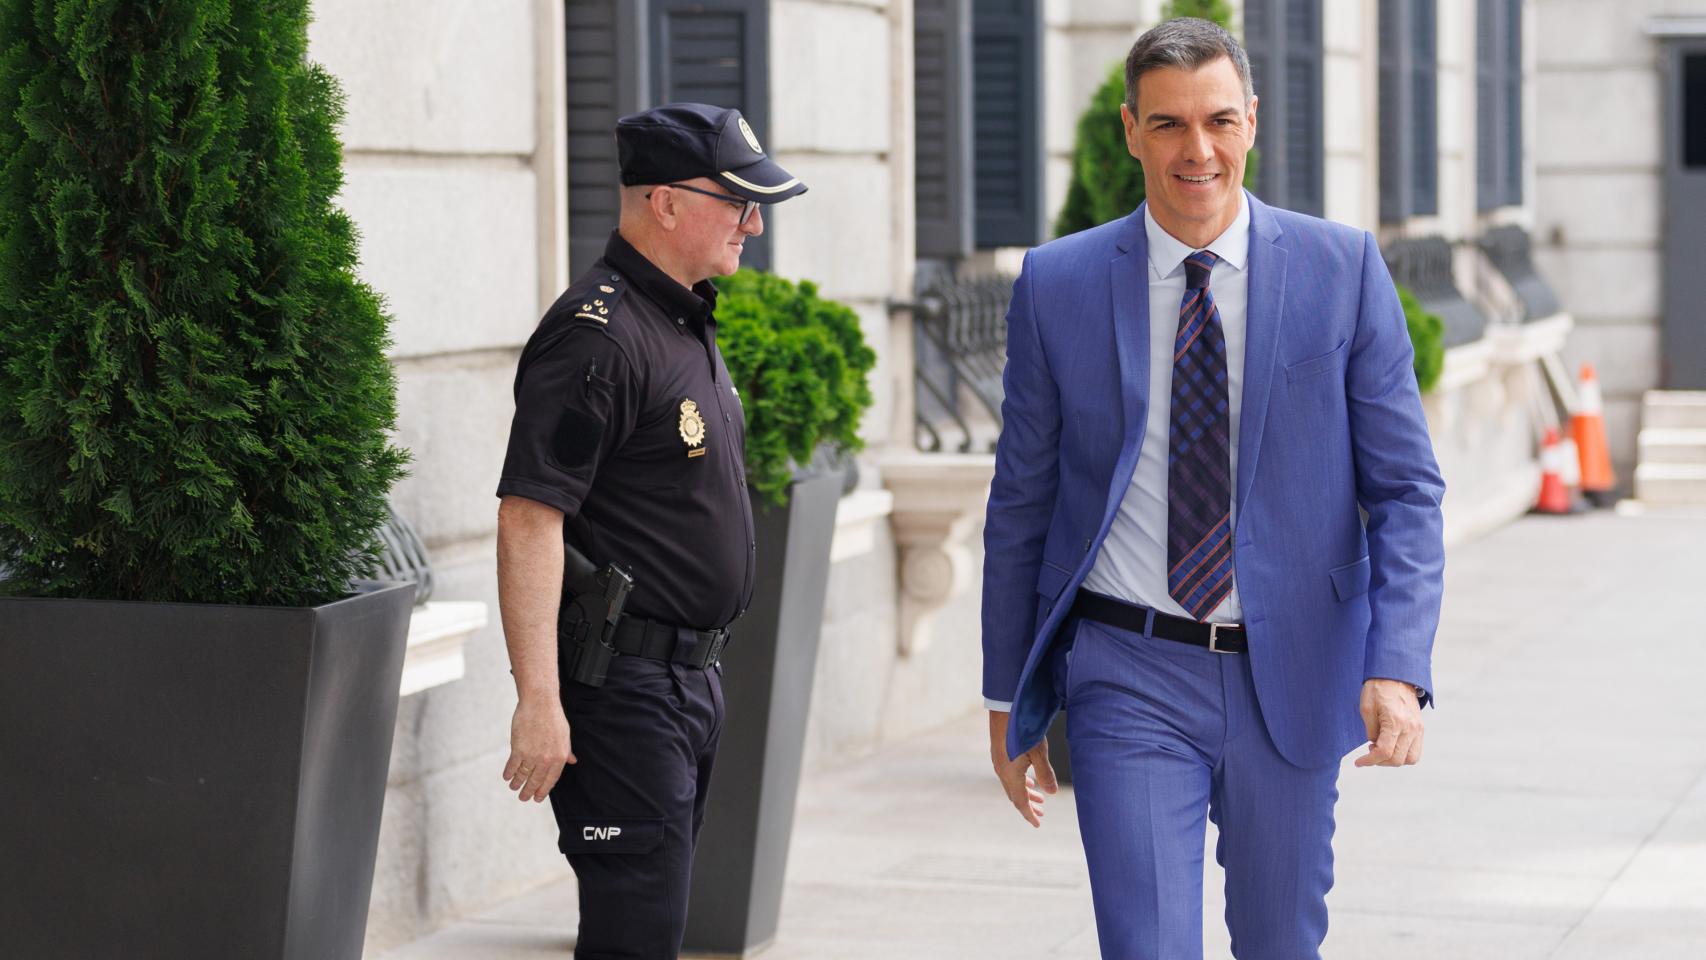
[1036, 560, 1073, 598]
[557, 817, 665, 856]
[1285, 339, 1349, 384]
[1035, 559, 1074, 614]
[1328, 555, 1371, 601]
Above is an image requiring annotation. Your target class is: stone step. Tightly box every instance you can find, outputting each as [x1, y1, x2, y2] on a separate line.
[1633, 463, 1706, 505]
[1638, 429, 1706, 464]
[1641, 391, 1706, 430]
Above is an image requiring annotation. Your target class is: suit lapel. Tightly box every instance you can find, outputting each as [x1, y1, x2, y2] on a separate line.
[1236, 195, 1288, 519]
[1107, 208, 1149, 517]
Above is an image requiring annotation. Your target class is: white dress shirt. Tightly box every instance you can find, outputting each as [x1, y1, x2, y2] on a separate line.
[987, 197, 1251, 713]
[1080, 196, 1249, 623]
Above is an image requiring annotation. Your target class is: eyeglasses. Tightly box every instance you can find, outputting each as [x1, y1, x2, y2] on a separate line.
[647, 182, 760, 225]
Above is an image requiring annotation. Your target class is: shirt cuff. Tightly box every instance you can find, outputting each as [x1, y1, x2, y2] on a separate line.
[984, 698, 1013, 712]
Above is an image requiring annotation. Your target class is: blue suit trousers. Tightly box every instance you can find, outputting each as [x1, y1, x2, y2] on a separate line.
[1060, 617, 1340, 960]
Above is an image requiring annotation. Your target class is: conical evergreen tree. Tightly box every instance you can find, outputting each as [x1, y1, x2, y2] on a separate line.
[0, 0, 406, 605]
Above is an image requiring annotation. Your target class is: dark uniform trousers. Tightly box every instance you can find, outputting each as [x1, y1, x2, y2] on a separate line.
[551, 651, 724, 959]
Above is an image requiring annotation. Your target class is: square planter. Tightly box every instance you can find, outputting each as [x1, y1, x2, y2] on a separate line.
[0, 581, 414, 960]
[683, 468, 845, 956]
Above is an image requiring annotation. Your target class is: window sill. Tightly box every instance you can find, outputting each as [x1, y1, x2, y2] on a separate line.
[401, 601, 487, 697]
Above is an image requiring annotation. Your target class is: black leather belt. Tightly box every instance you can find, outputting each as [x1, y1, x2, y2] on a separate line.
[1069, 589, 1247, 654]
[609, 615, 729, 669]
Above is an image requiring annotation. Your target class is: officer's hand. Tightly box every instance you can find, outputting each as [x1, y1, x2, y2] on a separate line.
[989, 710, 1056, 828]
[504, 695, 575, 802]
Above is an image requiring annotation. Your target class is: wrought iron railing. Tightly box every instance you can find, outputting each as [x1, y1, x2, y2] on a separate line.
[1476, 225, 1562, 322]
[371, 505, 434, 605]
[1381, 235, 1489, 348]
[900, 273, 1015, 453]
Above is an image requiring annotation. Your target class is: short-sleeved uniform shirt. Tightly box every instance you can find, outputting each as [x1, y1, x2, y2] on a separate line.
[497, 231, 755, 629]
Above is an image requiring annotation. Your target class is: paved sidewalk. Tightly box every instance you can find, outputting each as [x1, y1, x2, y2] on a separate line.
[380, 511, 1706, 959]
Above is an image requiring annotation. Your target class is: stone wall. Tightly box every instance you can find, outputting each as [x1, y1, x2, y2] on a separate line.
[307, 2, 573, 954]
[771, 0, 900, 449]
[1323, 0, 1380, 231]
[1042, 0, 1156, 232]
[1532, 0, 1705, 482]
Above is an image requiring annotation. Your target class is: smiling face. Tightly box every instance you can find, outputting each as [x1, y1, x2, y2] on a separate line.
[1120, 56, 1257, 249]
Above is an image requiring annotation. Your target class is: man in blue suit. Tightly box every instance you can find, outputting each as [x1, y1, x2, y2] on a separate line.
[982, 17, 1444, 959]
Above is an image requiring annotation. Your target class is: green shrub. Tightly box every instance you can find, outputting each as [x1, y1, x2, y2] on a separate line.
[1396, 283, 1445, 393]
[714, 269, 876, 505]
[1053, 63, 1142, 238]
[1053, 1, 1258, 238]
[0, 0, 407, 605]
[1165, 0, 1235, 26]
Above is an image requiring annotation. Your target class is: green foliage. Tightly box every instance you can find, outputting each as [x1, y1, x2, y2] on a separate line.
[1396, 283, 1445, 393]
[714, 269, 876, 505]
[0, 0, 407, 605]
[1053, 63, 1141, 238]
[1052, 2, 1258, 238]
[1162, 0, 1234, 25]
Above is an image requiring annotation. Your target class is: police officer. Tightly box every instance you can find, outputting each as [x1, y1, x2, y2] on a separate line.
[494, 103, 807, 958]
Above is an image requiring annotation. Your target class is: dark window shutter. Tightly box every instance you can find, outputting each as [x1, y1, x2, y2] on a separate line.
[972, 0, 1043, 248]
[650, 0, 773, 270]
[1246, 0, 1270, 43]
[1411, 0, 1438, 215]
[1503, 0, 1522, 206]
[1246, 0, 1323, 217]
[1247, 0, 1274, 201]
[1379, 0, 1402, 222]
[915, 0, 974, 259]
[1476, 0, 1520, 210]
[565, 0, 645, 278]
[1285, 0, 1323, 217]
[1475, 0, 1497, 207]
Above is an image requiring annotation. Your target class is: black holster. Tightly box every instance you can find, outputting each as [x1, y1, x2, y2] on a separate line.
[558, 548, 633, 688]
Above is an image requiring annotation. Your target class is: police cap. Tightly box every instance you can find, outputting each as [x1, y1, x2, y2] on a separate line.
[616, 103, 808, 204]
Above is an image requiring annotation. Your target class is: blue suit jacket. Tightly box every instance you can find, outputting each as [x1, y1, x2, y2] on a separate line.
[984, 194, 1445, 768]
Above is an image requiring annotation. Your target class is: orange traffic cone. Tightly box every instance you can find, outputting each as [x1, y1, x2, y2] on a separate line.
[1572, 363, 1616, 507]
[1535, 427, 1575, 515]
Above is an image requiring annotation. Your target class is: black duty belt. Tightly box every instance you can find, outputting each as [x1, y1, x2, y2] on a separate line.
[1069, 589, 1248, 654]
[609, 615, 729, 669]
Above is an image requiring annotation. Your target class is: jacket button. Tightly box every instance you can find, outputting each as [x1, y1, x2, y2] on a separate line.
[1084, 539, 1092, 552]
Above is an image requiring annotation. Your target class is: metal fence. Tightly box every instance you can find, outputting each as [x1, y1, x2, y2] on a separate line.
[904, 273, 1015, 453]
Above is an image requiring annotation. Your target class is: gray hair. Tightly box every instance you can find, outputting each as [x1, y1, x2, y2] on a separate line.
[1124, 17, 1254, 112]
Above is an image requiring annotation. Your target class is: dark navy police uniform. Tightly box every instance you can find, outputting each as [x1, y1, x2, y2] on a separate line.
[495, 103, 805, 959]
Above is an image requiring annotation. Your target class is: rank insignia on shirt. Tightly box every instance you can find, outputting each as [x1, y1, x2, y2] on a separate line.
[679, 398, 707, 455]
[569, 275, 624, 324]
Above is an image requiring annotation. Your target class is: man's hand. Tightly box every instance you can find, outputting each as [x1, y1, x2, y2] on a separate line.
[503, 695, 576, 802]
[1354, 678, 1424, 768]
[989, 710, 1057, 827]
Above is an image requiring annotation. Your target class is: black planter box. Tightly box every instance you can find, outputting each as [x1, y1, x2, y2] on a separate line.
[0, 581, 414, 960]
[683, 468, 845, 956]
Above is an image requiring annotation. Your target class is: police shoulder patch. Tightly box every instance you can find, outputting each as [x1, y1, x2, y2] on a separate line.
[568, 272, 628, 325]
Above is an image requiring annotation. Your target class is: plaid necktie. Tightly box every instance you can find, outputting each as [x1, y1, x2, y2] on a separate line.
[1166, 250, 1234, 621]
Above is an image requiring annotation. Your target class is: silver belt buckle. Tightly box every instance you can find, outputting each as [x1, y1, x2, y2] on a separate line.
[1208, 622, 1239, 653]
